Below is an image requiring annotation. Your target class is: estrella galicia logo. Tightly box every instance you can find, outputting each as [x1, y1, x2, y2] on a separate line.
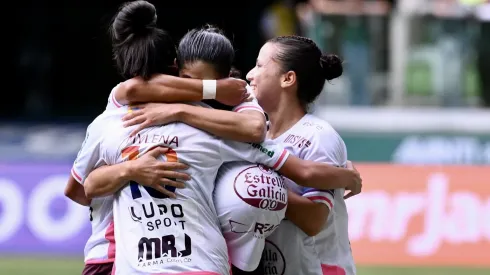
[233, 165, 287, 211]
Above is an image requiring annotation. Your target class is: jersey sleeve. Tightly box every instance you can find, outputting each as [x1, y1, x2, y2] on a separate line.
[71, 124, 105, 184]
[105, 84, 123, 110]
[231, 88, 264, 115]
[219, 139, 290, 171]
[300, 129, 348, 211]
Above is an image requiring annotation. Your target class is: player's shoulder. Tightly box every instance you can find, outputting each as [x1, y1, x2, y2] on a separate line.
[106, 83, 124, 109]
[300, 114, 342, 143]
[84, 113, 108, 139]
[300, 115, 347, 166]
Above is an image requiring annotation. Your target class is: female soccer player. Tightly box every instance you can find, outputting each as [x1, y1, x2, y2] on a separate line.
[247, 36, 356, 275]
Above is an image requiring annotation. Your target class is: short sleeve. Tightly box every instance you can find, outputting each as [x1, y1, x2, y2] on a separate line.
[300, 128, 348, 210]
[219, 139, 290, 171]
[71, 123, 106, 184]
[232, 93, 264, 115]
[105, 84, 123, 110]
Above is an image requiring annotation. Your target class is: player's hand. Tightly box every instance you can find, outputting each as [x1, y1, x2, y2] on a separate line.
[122, 103, 180, 137]
[128, 147, 190, 199]
[215, 78, 249, 106]
[344, 160, 362, 200]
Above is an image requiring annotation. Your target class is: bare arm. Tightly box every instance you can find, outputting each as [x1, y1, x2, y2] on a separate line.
[64, 176, 91, 206]
[123, 103, 267, 143]
[279, 156, 361, 191]
[177, 106, 266, 142]
[84, 162, 132, 199]
[285, 191, 329, 236]
[117, 76, 204, 105]
[116, 75, 248, 106]
[84, 148, 189, 199]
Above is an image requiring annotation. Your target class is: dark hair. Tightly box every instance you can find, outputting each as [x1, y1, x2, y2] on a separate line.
[111, 1, 176, 80]
[177, 24, 236, 79]
[268, 35, 343, 108]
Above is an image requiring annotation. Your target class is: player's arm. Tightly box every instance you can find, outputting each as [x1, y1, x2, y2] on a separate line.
[115, 75, 248, 106]
[65, 124, 102, 206]
[285, 190, 330, 236]
[285, 132, 346, 236]
[249, 140, 362, 190]
[279, 157, 360, 190]
[64, 176, 91, 206]
[123, 102, 266, 142]
[219, 139, 361, 191]
[83, 147, 189, 199]
[176, 105, 266, 143]
[83, 163, 133, 199]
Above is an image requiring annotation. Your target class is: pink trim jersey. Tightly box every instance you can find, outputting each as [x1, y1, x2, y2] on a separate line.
[99, 102, 290, 275]
[264, 114, 355, 275]
[213, 96, 286, 271]
[214, 162, 287, 272]
[71, 86, 128, 264]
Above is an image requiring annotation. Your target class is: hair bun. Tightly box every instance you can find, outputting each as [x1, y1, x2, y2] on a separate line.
[319, 54, 343, 81]
[203, 24, 224, 35]
[113, 1, 157, 39]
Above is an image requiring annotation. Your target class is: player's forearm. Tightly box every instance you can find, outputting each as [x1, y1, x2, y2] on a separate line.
[64, 177, 91, 206]
[177, 105, 266, 143]
[122, 75, 204, 105]
[280, 157, 351, 189]
[301, 162, 353, 189]
[84, 163, 133, 199]
[285, 191, 328, 236]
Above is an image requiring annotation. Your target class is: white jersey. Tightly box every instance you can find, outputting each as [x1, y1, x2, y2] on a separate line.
[215, 95, 286, 271]
[76, 85, 267, 266]
[264, 114, 355, 275]
[214, 162, 287, 272]
[100, 103, 290, 275]
[71, 86, 128, 264]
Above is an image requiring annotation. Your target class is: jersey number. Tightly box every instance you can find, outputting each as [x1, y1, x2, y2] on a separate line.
[124, 146, 178, 200]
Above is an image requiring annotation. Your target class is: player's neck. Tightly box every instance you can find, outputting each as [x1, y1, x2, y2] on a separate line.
[266, 100, 305, 140]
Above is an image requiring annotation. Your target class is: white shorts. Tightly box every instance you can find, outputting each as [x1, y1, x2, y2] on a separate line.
[213, 162, 288, 271]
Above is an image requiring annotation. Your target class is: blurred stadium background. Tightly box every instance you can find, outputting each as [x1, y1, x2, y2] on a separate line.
[2, 0, 490, 274]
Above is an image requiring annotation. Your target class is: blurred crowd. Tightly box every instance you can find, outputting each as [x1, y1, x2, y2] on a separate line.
[261, 0, 490, 107]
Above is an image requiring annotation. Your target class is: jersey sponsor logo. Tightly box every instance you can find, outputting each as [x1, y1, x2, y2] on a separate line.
[121, 146, 194, 268]
[249, 143, 276, 157]
[229, 219, 280, 239]
[263, 240, 286, 275]
[233, 165, 287, 211]
[283, 134, 311, 149]
[137, 234, 192, 266]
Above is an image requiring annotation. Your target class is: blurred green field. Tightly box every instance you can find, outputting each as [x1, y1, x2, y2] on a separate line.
[0, 258, 489, 275]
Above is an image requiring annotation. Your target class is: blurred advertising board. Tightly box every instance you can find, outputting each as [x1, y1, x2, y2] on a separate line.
[314, 107, 490, 164]
[343, 133, 490, 164]
[0, 124, 86, 162]
[0, 163, 90, 256]
[349, 164, 490, 267]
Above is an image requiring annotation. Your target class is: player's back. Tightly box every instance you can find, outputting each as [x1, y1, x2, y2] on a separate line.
[102, 120, 229, 275]
[72, 106, 129, 264]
